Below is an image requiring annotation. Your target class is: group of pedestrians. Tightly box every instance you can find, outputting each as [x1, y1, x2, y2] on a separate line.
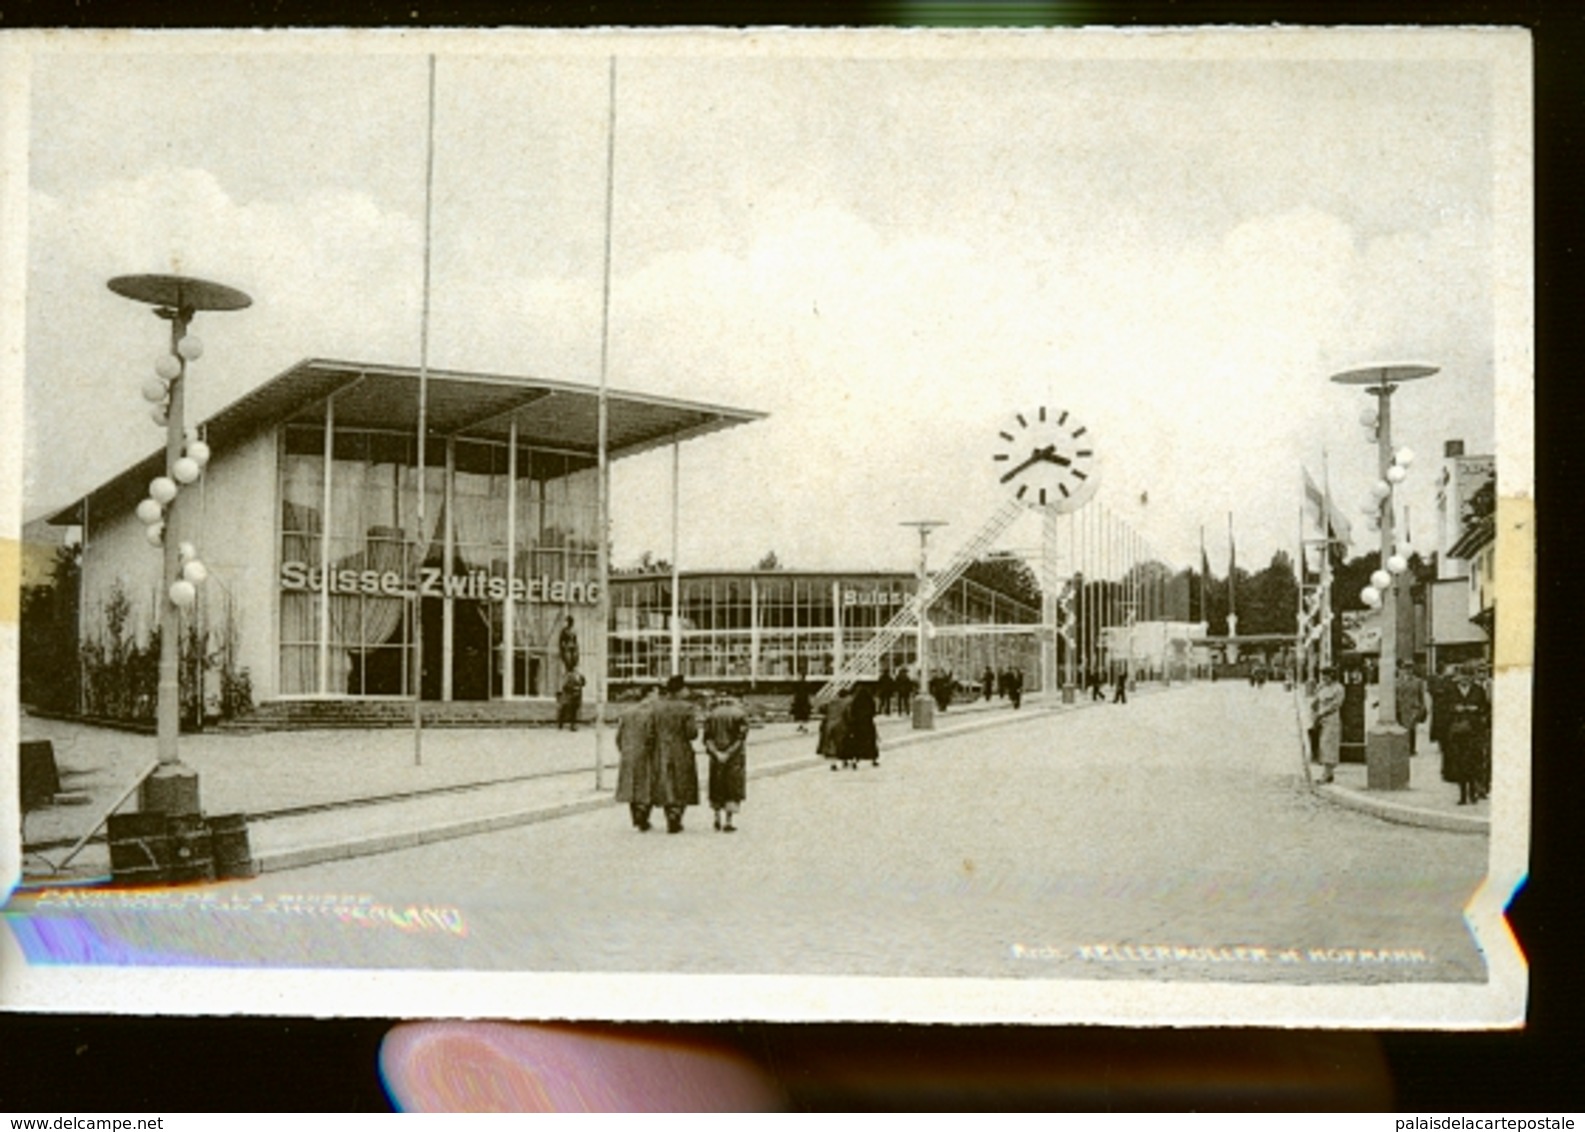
[1306, 659, 1491, 804]
[979, 666, 1026, 709]
[872, 668, 916, 716]
[1084, 667, 1128, 704]
[816, 684, 880, 771]
[613, 675, 750, 835]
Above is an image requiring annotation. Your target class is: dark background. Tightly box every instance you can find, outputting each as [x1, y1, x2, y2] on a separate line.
[2, 0, 1578, 1112]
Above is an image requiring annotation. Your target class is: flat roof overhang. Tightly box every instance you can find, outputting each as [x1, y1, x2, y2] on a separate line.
[50, 358, 766, 526]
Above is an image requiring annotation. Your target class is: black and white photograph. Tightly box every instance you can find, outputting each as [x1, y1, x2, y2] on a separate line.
[0, 27, 1531, 1026]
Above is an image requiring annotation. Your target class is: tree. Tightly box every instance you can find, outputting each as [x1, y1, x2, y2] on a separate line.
[611, 550, 673, 577]
[963, 553, 1042, 610]
[1333, 550, 1381, 614]
[1239, 549, 1300, 636]
[19, 543, 80, 713]
[754, 550, 783, 570]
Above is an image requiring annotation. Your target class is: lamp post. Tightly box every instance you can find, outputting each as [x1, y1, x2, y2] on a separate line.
[901, 520, 946, 730]
[109, 274, 252, 815]
[1330, 362, 1437, 791]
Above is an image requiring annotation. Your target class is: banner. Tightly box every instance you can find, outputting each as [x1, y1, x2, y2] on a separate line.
[1304, 466, 1353, 550]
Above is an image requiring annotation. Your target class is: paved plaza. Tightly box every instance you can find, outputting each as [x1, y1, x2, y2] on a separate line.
[12, 682, 1492, 985]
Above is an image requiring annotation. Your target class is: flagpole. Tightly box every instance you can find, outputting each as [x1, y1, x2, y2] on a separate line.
[1297, 500, 1306, 679]
[1321, 448, 1335, 670]
[594, 56, 618, 792]
[1227, 511, 1236, 622]
[412, 53, 437, 768]
[1198, 523, 1206, 625]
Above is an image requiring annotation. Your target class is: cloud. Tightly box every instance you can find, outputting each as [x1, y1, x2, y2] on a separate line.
[608, 197, 1492, 572]
[26, 158, 1493, 582]
[26, 167, 425, 506]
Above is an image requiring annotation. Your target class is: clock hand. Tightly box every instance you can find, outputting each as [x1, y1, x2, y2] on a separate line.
[1036, 445, 1072, 467]
[1000, 448, 1043, 484]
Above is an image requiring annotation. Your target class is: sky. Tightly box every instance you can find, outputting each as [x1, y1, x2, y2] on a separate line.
[16, 30, 1521, 580]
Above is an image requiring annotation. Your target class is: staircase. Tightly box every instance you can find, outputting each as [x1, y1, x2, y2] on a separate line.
[814, 498, 1027, 704]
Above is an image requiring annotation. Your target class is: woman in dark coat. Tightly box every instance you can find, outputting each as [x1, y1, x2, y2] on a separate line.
[791, 679, 813, 733]
[1440, 667, 1491, 805]
[704, 693, 749, 832]
[818, 689, 850, 770]
[840, 685, 880, 769]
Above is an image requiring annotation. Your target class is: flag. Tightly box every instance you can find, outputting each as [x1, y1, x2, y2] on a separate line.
[1304, 466, 1353, 551]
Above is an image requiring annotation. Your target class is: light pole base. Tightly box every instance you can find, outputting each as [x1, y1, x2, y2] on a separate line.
[141, 763, 201, 815]
[911, 693, 936, 731]
[1061, 684, 1076, 705]
[1365, 725, 1411, 791]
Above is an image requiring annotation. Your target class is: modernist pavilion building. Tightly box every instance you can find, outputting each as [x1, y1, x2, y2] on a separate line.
[52, 359, 763, 713]
[609, 570, 1043, 693]
[51, 357, 1047, 719]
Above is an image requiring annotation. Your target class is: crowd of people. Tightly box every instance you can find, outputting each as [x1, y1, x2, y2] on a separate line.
[605, 659, 1039, 831]
[1306, 658, 1491, 804]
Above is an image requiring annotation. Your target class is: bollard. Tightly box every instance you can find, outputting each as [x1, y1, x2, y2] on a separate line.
[207, 814, 257, 880]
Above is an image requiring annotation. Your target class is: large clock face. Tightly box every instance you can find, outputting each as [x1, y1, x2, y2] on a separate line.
[992, 406, 1099, 512]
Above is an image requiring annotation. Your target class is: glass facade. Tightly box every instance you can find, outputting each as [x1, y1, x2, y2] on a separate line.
[609, 572, 1041, 688]
[277, 419, 599, 699]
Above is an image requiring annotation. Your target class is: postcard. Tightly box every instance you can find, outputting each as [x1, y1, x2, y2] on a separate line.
[0, 26, 1531, 1026]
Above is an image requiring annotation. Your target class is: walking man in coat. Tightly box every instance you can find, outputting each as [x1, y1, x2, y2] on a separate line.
[704, 691, 750, 832]
[615, 687, 659, 831]
[1396, 661, 1427, 755]
[652, 674, 701, 834]
[893, 668, 914, 716]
